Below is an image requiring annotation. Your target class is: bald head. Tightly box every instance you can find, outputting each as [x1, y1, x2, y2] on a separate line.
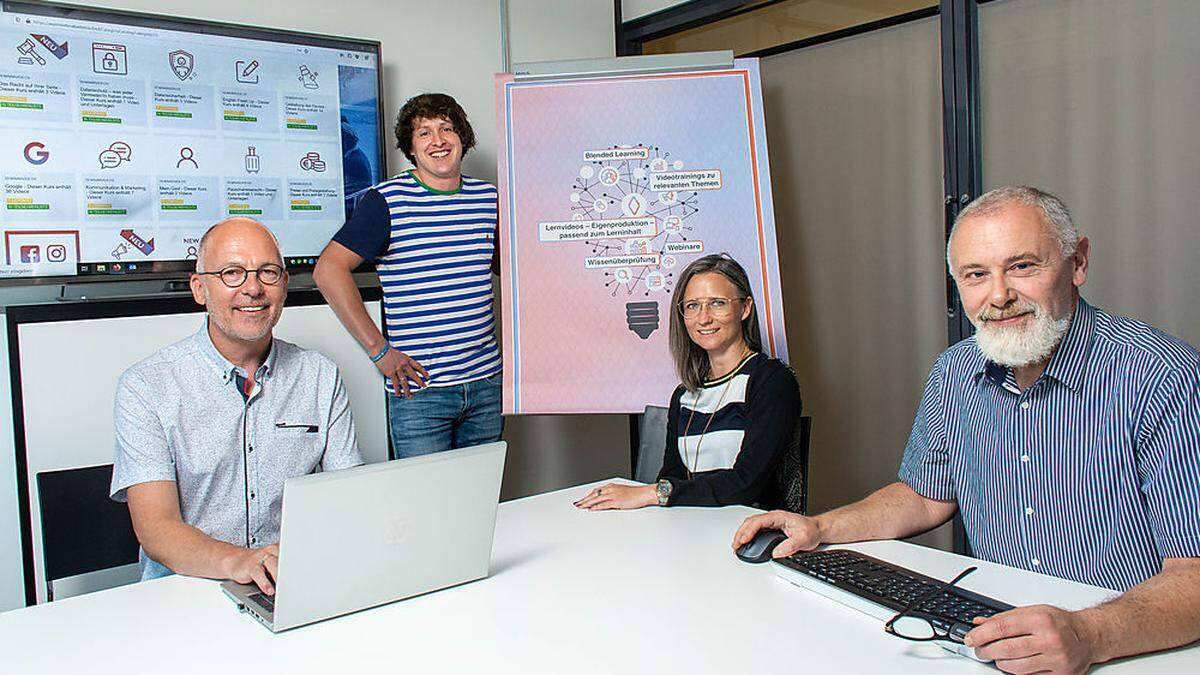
[189, 217, 289, 348]
[195, 218, 283, 274]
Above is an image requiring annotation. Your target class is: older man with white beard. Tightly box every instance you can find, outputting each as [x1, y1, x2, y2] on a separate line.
[734, 186, 1200, 674]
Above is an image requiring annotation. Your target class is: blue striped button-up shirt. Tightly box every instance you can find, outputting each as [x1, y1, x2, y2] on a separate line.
[899, 299, 1200, 591]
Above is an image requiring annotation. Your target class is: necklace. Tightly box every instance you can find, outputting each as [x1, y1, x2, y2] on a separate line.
[681, 346, 754, 479]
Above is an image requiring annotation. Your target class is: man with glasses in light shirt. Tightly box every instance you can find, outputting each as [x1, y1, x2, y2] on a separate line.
[110, 218, 362, 596]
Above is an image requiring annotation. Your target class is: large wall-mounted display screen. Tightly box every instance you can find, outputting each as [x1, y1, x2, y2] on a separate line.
[0, 1, 384, 283]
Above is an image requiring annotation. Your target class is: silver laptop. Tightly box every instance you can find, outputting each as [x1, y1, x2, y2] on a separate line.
[221, 441, 506, 632]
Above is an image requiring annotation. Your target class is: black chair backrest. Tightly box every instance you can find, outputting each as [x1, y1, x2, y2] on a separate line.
[769, 415, 811, 514]
[36, 464, 139, 583]
[635, 405, 670, 484]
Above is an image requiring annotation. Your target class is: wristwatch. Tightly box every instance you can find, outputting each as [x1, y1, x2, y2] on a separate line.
[655, 479, 673, 507]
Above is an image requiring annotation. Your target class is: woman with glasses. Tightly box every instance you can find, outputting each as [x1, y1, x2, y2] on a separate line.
[575, 254, 801, 510]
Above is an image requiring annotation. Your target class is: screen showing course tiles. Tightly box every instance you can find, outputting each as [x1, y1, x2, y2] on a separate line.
[0, 3, 381, 280]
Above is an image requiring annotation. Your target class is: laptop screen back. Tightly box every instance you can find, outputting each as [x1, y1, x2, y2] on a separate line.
[271, 442, 506, 631]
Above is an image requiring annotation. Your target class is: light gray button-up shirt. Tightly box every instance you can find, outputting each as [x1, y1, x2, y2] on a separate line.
[111, 320, 363, 579]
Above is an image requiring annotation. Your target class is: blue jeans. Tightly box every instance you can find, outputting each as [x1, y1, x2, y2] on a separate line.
[388, 373, 503, 459]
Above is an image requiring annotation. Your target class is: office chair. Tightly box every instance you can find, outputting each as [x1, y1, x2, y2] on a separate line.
[36, 464, 140, 601]
[768, 415, 811, 514]
[634, 404, 670, 484]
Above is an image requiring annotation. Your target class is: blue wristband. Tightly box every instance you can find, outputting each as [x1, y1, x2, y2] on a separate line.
[369, 343, 391, 363]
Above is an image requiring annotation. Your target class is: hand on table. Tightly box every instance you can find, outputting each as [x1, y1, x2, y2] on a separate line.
[227, 543, 280, 595]
[376, 347, 428, 398]
[731, 510, 821, 559]
[966, 604, 1099, 674]
[573, 483, 657, 510]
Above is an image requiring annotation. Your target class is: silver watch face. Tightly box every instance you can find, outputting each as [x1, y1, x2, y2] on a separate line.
[656, 480, 671, 501]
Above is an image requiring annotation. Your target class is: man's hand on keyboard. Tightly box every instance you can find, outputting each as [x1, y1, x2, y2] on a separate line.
[225, 544, 281, 596]
[964, 604, 1098, 675]
[732, 510, 821, 559]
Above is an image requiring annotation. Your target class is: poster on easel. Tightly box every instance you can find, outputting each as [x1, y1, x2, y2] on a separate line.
[496, 56, 787, 415]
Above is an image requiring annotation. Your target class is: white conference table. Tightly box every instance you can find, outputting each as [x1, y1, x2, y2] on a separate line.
[1, 479, 1196, 674]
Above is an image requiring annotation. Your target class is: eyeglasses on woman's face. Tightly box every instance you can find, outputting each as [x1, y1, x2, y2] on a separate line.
[678, 296, 745, 319]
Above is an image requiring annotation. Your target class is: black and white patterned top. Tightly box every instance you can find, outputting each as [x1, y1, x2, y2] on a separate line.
[658, 352, 801, 506]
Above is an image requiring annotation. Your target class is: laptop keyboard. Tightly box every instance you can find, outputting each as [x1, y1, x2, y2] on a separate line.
[248, 592, 275, 613]
[775, 549, 1011, 624]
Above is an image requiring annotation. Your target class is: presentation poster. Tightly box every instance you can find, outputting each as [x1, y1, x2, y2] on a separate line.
[497, 58, 787, 415]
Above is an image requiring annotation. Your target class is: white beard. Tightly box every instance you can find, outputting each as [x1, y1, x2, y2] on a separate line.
[973, 301, 1072, 368]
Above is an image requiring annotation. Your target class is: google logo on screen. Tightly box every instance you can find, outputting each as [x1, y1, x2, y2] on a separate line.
[23, 141, 49, 165]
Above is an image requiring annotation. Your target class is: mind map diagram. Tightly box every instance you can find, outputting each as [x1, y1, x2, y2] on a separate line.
[537, 143, 724, 339]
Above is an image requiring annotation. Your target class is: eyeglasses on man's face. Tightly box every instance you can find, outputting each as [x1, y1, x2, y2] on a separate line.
[678, 296, 745, 319]
[196, 263, 285, 288]
[883, 566, 979, 643]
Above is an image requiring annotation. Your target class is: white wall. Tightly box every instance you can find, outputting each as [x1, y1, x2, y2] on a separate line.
[622, 0, 691, 22]
[508, 0, 614, 64]
[0, 320, 18, 611]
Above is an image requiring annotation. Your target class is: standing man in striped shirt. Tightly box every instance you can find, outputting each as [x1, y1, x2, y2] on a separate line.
[734, 186, 1200, 673]
[314, 93, 502, 458]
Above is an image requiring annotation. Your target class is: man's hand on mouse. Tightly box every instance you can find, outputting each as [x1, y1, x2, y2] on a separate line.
[732, 510, 822, 558]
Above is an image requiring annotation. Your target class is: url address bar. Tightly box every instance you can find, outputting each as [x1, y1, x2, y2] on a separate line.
[10, 14, 157, 39]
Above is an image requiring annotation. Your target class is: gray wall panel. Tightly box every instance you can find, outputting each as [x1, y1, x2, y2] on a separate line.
[980, 0, 1200, 348]
[762, 16, 951, 549]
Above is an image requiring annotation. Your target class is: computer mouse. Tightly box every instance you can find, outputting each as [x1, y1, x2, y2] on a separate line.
[736, 528, 788, 563]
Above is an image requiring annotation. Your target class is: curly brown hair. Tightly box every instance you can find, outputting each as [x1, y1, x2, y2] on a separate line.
[394, 93, 476, 165]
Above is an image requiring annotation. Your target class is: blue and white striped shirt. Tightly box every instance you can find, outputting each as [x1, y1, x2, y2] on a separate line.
[900, 299, 1200, 591]
[334, 171, 501, 389]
